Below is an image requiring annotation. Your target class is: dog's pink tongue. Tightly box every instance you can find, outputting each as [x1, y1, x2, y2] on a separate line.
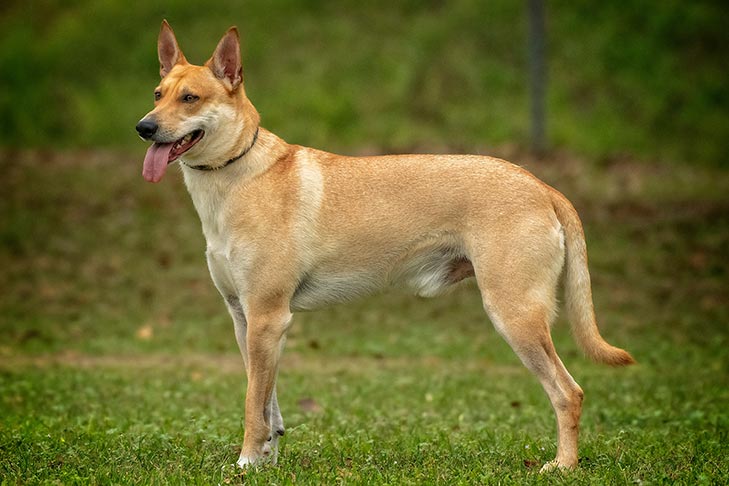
[142, 142, 174, 183]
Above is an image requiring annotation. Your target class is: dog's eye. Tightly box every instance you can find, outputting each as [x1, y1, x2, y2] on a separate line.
[154, 90, 162, 101]
[182, 94, 199, 103]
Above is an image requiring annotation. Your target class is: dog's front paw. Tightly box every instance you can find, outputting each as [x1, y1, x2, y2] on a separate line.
[237, 435, 280, 468]
[236, 454, 261, 468]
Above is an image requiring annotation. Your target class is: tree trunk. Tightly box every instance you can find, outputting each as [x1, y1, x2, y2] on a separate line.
[527, 0, 547, 155]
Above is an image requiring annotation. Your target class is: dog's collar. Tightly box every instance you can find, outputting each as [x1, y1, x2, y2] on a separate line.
[182, 127, 259, 172]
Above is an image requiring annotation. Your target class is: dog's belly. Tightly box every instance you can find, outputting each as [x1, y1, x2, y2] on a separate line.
[290, 269, 385, 312]
[290, 247, 474, 312]
[393, 246, 474, 298]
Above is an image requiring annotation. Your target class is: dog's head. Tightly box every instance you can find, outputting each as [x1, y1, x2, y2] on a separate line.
[137, 21, 259, 182]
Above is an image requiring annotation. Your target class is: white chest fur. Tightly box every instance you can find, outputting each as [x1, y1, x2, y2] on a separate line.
[182, 167, 244, 299]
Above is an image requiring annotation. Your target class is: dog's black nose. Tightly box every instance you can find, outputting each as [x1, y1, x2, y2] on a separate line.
[136, 119, 158, 139]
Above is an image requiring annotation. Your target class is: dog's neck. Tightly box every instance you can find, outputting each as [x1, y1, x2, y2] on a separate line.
[182, 127, 260, 172]
[180, 128, 290, 243]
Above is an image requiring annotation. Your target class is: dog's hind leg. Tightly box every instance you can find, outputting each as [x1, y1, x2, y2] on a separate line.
[469, 224, 583, 471]
[264, 382, 286, 463]
[486, 300, 584, 471]
[226, 295, 249, 369]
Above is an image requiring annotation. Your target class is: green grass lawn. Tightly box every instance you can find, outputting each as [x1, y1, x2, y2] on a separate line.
[1, 148, 727, 484]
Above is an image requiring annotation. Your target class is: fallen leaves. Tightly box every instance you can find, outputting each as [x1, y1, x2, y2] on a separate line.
[297, 397, 323, 414]
[135, 324, 153, 340]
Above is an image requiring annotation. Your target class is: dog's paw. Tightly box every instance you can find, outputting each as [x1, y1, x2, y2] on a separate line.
[237, 436, 279, 468]
[236, 455, 257, 468]
[539, 459, 576, 473]
[262, 435, 279, 465]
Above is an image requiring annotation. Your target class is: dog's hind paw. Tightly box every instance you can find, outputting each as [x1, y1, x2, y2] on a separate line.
[539, 459, 576, 473]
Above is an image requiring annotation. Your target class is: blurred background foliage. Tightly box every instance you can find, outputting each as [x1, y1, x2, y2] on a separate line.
[0, 0, 727, 164]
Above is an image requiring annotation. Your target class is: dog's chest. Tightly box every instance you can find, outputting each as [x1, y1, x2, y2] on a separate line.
[184, 173, 247, 298]
[203, 220, 261, 302]
[199, 210, 258, 300]
[206, 248, 238, 297]
[200, 217, 239, 296]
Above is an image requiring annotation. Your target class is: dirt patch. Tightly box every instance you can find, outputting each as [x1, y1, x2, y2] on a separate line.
[0, 350, 524, 376]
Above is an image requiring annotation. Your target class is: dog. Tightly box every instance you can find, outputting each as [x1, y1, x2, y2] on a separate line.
[136, 21, 634, 472]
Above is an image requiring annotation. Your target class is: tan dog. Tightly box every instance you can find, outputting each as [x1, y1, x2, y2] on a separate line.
[136, 21, 634, 472]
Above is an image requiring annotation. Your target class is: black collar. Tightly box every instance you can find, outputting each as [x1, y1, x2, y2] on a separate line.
[183, 127, 260, 172]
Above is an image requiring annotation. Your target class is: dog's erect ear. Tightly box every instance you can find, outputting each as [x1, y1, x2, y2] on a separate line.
[208, 27, 243, 91]
[158, 20, 187, 78]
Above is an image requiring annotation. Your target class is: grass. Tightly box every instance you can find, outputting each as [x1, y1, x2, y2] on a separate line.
[1, 0, 728, 165]
[1, 147, 727, 484]
[2, 356, 724, 484]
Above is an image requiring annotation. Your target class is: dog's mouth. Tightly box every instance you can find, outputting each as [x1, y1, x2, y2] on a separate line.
[142, 129, 205, 183]
[170, 129, 205, 161]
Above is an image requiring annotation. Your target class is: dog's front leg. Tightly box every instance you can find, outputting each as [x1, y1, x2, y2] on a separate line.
[226, 295, 285, 465]
[237, 301, 292, 467]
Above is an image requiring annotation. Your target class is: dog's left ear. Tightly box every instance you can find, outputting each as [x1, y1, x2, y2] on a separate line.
[208, 27, 243, 91]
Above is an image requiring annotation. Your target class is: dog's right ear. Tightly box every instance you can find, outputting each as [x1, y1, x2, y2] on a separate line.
[158, 20, 187, 78]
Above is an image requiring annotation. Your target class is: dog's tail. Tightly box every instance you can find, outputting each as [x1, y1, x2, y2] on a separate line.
[551, 190, 635, 366]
